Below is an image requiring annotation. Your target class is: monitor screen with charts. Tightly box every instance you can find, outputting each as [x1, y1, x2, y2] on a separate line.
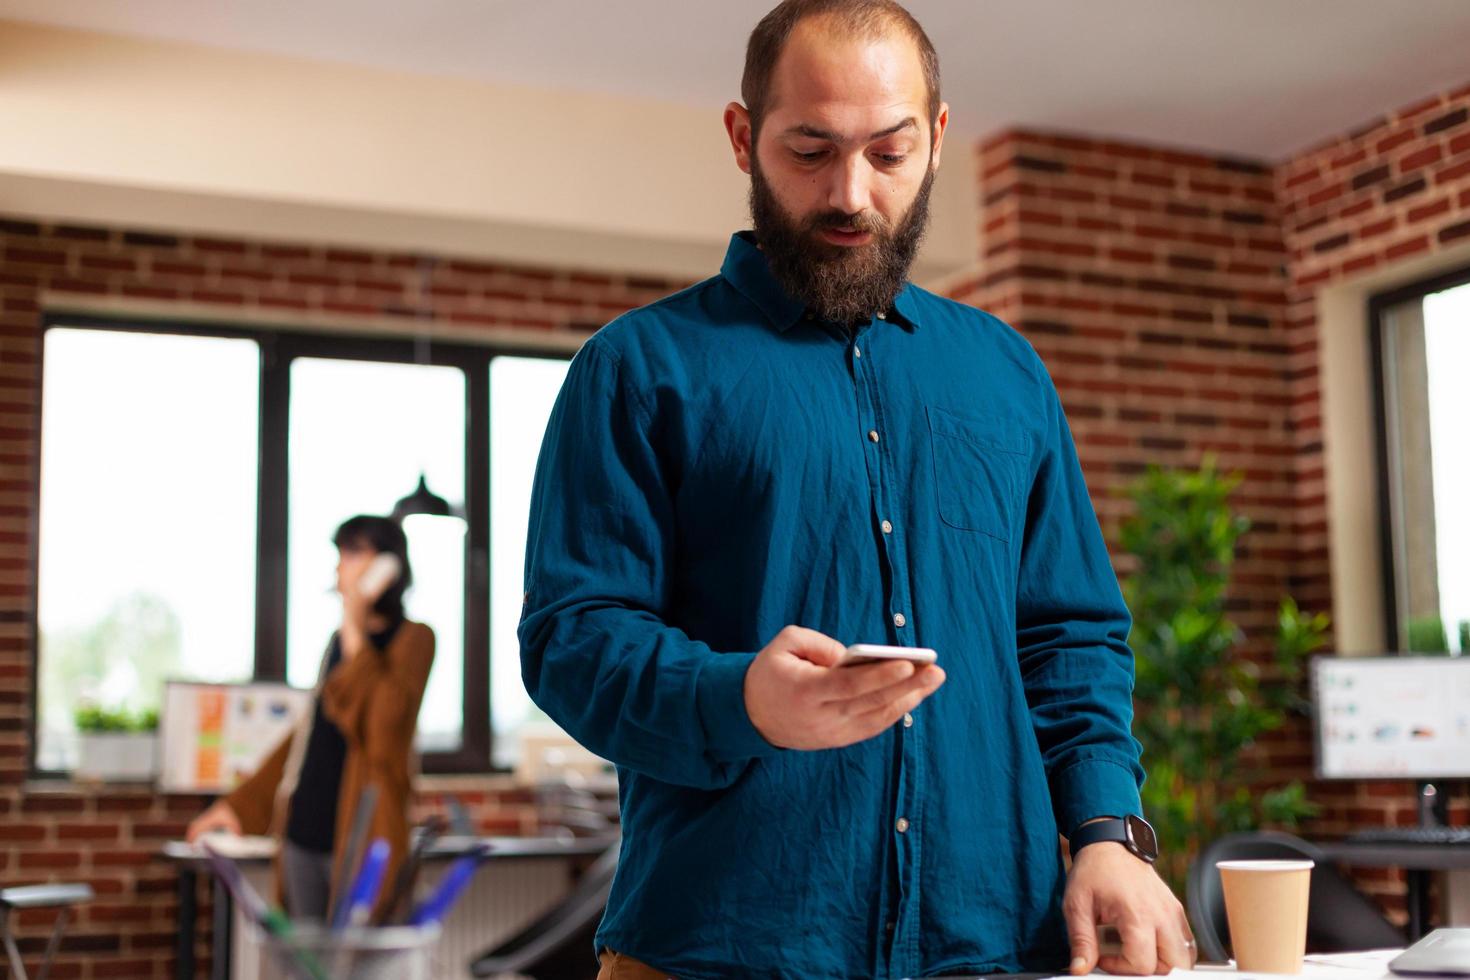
[157, 680, 314, 794]
[1313, 655, 1470, 779]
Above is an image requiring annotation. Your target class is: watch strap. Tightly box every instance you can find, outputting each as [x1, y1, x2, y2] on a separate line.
[1068, 817, 1130, 860]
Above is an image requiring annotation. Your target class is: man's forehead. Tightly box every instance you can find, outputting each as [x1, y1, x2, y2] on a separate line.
[763, 18, 927, 126]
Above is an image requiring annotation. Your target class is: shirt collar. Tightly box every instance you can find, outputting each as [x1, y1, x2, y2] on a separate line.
[720, 231, 922, 333]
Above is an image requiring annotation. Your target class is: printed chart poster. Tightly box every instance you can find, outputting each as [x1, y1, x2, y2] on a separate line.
[158, 681, 313, 793]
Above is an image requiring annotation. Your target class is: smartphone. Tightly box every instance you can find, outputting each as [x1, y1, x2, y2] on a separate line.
[838, 643, 938, 668]
[356, 553, 402, 600]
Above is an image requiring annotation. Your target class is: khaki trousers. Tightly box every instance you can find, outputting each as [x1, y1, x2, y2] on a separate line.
[596, 949, 677, 979]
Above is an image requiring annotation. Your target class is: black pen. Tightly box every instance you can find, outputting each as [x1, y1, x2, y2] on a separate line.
[380, 813, 447, 925]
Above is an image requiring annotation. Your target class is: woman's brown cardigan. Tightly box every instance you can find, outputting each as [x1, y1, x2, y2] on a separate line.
[225, 620, 435, 921]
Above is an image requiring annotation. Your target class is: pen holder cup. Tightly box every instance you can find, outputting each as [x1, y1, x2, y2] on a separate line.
[253, 922, 440, 980]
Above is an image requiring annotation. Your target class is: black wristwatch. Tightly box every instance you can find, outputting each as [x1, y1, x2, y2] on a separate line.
[1068, 814, 1158, 864]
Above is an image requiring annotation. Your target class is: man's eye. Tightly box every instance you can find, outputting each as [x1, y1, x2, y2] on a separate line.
[794, 150, 827, 162]
[877, 153, 907, 166]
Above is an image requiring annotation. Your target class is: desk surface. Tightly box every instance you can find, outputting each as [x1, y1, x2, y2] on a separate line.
[1317, 840, 1470, 869]
[158, 832, 618, 866]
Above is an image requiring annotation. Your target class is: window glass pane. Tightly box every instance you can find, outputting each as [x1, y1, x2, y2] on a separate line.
[37, 328, 259, 770]
[490, 355, 570, 767]
[1423, 283, 1470, 651]
[1382, 281, 1470, 653]
[287, 357, 465, 751]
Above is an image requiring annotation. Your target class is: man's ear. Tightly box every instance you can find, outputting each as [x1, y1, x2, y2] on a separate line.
[724, 102, 755, 176]
[930, 101, 949, 170]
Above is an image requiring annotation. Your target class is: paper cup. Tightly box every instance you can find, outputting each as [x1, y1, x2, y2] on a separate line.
[1217, 859, 1314, 973]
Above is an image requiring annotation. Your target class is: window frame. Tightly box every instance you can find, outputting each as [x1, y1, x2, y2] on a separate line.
[29, 311, 574, 777]
[1368, 263, 1470, 652]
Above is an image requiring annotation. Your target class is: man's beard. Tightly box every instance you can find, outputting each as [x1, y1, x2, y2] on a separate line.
[749, 155, 934, 325]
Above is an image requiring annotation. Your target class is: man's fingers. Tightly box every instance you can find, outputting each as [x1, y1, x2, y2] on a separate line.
[848, 666, 945, 720]
[817, 669, 946, 747]
[1154, 923, 1192, 974]
[1099, 920, 1158, 976]
[1063, 889, 1098, 975]
[1172, 907, 1198, 969]
[821, 659, 916, 703]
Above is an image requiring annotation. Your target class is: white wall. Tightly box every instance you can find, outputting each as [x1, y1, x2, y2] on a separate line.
[0, 20, 978, 283]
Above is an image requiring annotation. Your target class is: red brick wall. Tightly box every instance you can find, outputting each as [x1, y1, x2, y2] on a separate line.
[956, 78, 1470, 920]
[960, 131, 1295, 655]
[1274, 81, 1470, 905]
[0, 218, 676, 978]
[1278, 82, 1470, 613]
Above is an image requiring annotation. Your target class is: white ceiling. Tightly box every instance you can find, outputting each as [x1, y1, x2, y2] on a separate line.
[3, 0, 1470, 160]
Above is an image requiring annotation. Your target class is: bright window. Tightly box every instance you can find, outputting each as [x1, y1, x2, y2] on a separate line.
[287, 357, 467, 752]
[490, 355, 571, 766]
[1378, 279, 1470, 652]
[36, 327, 259, 770]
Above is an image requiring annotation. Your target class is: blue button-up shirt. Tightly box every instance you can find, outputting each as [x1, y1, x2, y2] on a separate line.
[520, 232, 1144, 979]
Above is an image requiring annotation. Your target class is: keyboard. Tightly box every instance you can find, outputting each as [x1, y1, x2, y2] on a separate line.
[1347, 826, 1470, 845]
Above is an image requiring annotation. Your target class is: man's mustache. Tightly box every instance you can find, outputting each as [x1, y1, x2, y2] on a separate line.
[806, 210, 888, 235]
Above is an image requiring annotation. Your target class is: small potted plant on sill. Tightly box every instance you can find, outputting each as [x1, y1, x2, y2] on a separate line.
[73, 703, 159, 782]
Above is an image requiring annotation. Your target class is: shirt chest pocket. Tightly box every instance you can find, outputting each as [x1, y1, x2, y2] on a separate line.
[926, 405, 1030, 541]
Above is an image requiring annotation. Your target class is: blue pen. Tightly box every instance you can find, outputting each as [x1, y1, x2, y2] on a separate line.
[334, 838, 390, 931]
[406, 847, 488, 927]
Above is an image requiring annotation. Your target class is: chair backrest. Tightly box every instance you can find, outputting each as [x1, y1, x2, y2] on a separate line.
[1186, 831, 1404, 963]
[468, 837, 621, 979]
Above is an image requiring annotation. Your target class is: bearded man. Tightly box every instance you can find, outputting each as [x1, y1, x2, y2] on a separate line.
[519, 2, 1193, 977]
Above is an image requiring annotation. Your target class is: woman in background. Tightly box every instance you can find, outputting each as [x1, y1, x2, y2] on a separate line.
[186, 515, 435, 922]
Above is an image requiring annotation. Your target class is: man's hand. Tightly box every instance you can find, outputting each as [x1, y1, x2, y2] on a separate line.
[744, 625, 945, 750]
[1064, 841, 1195, 975]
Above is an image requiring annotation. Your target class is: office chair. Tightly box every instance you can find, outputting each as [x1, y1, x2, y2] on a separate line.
[467, 837, 620, 979]
[1186, 830, 1404, 963]
[0, 883, 94, 980]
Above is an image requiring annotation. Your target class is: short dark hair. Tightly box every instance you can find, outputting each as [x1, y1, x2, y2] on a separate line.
[332, 514, 413, 620]
[741, 0, 942, 141]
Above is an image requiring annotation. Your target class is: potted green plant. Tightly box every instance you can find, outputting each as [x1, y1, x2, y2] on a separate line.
[74, 703, 159, 782]
[1120, 456, 1327, 892]
[1404, 615, 1450, 654]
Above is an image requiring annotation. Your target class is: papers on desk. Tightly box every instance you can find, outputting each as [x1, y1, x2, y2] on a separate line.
[1160, 949, 1407, 980]
[922, 958, 1409, 980]
[191, 833, 278, 860]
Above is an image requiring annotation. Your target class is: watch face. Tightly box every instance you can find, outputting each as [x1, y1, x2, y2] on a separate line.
[1126, 815, 1159, 860]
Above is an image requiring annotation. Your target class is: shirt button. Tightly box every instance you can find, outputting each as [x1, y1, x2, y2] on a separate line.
[854, 346, 862, 358]
[893, 612, 906, 628]
[903, 712, 913, 728]
[868, 430, 880, 443]
[881, 520, 893, 534]
[876, 311, 887, 320]
[896, 817, 909, 833]
[886, 921, 896, 934]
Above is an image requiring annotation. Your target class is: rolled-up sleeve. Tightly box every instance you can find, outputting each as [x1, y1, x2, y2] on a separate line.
[1015, 358, 1144, 838]
[518, 337, 779, 790]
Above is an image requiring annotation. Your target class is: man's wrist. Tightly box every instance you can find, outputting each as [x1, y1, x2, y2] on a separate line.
[1068, 814, 1159, 864]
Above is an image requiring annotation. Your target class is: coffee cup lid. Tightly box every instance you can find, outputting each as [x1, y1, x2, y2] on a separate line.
[1215, 859, 1315, 871]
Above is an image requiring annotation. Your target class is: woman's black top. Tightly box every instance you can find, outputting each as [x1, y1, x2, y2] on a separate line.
[284, 618, 402, 853]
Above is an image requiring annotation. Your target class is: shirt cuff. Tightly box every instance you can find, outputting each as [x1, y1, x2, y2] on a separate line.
[1050, 757, 1143, 839]
[695, 652, 781, 762]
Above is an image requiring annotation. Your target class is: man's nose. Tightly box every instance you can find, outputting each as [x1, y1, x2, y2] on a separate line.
[826, 153, 873, 218]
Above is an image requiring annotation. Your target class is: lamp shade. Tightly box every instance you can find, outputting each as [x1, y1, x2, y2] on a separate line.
[391, 473, 458, 521]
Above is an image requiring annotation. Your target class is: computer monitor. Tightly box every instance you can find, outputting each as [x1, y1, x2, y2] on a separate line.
[1312, 655, 1470, 780]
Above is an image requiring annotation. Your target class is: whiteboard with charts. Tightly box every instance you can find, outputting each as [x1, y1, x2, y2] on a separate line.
[158, 680, 314, 793]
